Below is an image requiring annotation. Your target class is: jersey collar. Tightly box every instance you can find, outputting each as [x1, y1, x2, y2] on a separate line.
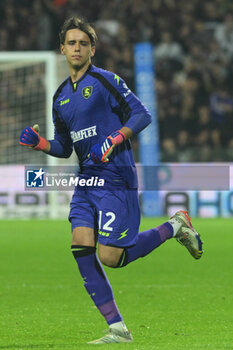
[69, 64, 92, 92]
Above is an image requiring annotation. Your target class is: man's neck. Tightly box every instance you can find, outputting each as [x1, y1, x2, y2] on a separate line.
[69, 62, 91, 82]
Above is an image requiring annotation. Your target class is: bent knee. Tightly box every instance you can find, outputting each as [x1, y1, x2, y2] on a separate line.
[98, 244, 124, 267]
[98, 251, 120, 268]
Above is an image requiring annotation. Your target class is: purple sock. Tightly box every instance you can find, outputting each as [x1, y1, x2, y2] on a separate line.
[71, 246, 122, 325]
[118, 222, 173, 267]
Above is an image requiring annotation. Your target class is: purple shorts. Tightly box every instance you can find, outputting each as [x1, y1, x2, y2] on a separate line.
[69, 187, 140, 248]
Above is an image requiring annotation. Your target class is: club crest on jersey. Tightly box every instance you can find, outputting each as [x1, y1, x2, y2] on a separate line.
[82, 86, 93, 99]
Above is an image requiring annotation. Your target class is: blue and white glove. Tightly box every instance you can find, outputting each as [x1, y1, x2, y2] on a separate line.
[89, 130, 126, 163]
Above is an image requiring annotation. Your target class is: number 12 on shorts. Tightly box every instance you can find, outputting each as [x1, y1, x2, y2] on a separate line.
[98, 210, 116, 232]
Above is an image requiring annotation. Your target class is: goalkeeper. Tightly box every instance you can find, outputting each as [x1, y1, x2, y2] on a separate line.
[20, 17, 203, 344]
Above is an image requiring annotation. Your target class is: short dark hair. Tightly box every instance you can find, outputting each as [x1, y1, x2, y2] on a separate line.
[59, 17, 97, 46]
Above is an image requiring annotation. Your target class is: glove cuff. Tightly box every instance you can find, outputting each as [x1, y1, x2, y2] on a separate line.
[33, 136, 47, 151]
[108, 130, 126, 146]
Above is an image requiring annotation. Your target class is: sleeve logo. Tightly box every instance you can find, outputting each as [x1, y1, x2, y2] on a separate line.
[114, 74, 120, 85]
[123, 82, 131, 98]
[82, 86, 93, 99]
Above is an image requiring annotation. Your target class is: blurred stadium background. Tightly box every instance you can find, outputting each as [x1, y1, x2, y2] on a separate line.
[0, 0, 233, 218]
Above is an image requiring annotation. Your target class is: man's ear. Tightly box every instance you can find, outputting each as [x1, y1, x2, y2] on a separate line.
[90, 46, 96, 57]
[60, 44, 65, 55]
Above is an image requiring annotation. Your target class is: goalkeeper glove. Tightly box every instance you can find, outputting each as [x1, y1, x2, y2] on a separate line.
[19, 124, 47, 151]
[89, 130, 126, 163]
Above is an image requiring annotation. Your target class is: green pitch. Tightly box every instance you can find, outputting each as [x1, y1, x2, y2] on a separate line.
[0, 218, 232, 350]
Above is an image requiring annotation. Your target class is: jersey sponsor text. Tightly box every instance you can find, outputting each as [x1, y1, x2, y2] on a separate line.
[70, 126, 97, 143]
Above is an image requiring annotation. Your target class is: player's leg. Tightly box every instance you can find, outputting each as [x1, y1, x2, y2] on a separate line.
[115, 210, 203, 267]
[71, 226, 123, 323]
[97, 188, 174, 268]
[98, 219, 173, 268]
[69, 190, 128, 344]
[98, 209, 203, 268]
[71, 226, 132, 344]
[97, 191, 203, 269]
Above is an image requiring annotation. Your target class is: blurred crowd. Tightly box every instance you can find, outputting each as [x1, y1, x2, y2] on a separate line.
[0, 0, 233, 162]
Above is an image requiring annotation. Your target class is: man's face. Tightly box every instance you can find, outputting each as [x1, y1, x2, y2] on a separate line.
[61, 29, 95, 70]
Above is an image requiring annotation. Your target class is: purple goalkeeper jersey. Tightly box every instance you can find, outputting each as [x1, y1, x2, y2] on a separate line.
[49, 64, 152, 188]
